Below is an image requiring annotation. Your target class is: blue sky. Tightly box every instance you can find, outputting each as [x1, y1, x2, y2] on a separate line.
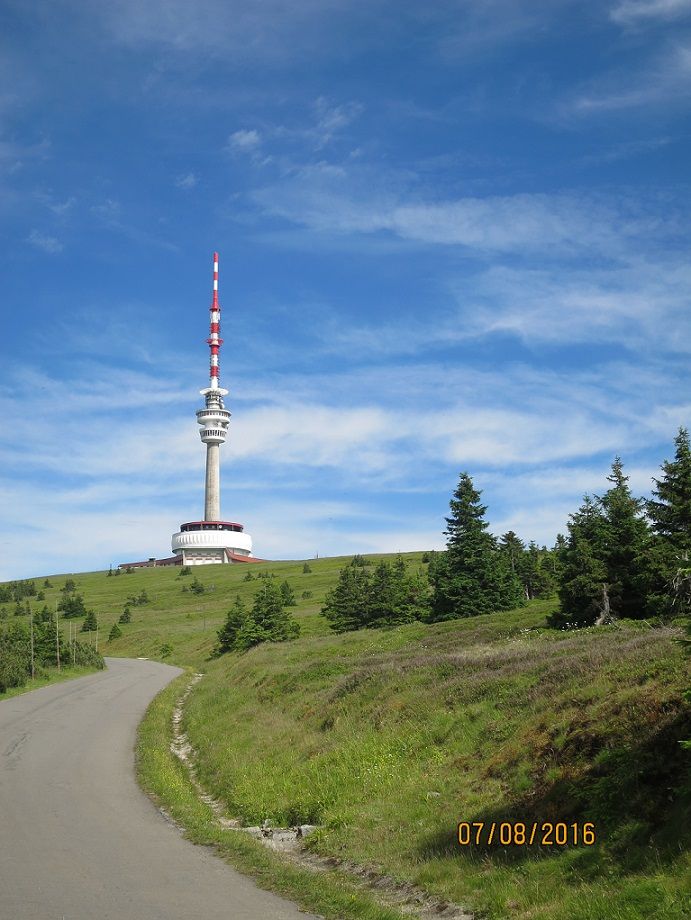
[1, 0, 690, 580]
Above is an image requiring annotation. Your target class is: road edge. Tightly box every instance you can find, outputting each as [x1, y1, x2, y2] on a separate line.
[135, 669, 407, 920]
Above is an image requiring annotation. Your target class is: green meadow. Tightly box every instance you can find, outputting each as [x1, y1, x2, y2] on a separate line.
[3, 555, 690, 919]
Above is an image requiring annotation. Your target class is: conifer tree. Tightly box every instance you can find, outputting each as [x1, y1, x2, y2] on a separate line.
[550, 496, 609, 628]
[81, 609, 98, 632]
[429, 473, 523, 620]
[251, 581, 300, 642]
[523, 542, 556, 600]
[279, 580, 296, 606]
[647, 427, 691, 617]
[649, 427, 691, 553]
[108, 622, 122, 641]
[599, 458, 650, 618]
[322, 564, 372, 632]
[119, 605, 132, 624]
[216, 597, 248, 653]
[499, 531, 525, 576]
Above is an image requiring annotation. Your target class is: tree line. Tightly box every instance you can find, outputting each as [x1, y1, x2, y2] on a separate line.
[0, 614, 104, 694]
[320, 427, 690, 632]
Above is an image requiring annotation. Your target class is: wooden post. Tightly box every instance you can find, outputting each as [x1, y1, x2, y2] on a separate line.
[55, 601, 61, 672]
[29, 602, 35, 680]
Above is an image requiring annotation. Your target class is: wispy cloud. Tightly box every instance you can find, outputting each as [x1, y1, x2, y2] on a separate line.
[174, 172, 197, 189]
[27, 229, 63, 253]
[311, 97, 363, 147]
[251, 164, 672, 257]
[610, 0, 691, 25]
[227, 128, 261, 151]
[569, 42, 691, 113]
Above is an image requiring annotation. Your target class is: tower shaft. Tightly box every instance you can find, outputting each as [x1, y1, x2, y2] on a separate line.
[204, 443, 221, 521]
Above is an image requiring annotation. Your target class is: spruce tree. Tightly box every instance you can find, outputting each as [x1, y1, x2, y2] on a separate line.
[499, 531, 525, 576]
[322, 564, 372, 632]
[647, 427, 691, 617]
[108, 622, 122, 641]
[279, 580, 296, 606]
[551, 496, 609, 628]
[429, 473, 523, 621]
[81, 609, 98, 632]
[598, 458, 650, 619]
[251, 581, 299, 642]
[216, 597, 248, 653]
[649, 427, 691, 553]
[119, 605, 132, 624]
[523, 542, 556, 600]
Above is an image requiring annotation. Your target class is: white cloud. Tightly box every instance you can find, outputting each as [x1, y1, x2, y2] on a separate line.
[610, 0, 691, 25]
[175, 172, 197, 189]
[251, 165, 673, 258]
[570, 43, 691, 113]
[312, 97, 363, 147]
[27, 229, 63, 253]
[227, 128, 261, 151]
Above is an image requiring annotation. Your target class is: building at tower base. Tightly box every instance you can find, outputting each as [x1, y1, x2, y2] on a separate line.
[171, 520, 256, 566]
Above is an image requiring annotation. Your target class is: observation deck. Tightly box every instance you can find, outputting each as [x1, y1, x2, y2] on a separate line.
[171, 520, 253, 564]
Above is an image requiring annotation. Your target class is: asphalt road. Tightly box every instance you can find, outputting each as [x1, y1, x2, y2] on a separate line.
[0, 657, 320, 920]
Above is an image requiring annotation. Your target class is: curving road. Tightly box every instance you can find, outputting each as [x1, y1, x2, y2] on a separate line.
[0, 657, 319, 920]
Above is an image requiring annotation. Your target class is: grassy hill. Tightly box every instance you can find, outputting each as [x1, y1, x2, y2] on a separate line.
[3, 554, 690, 919]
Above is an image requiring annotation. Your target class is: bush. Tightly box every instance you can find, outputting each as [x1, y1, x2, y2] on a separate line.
[302, 562, 312, 574]
[0, 647, 28, 692]
[190, 577, 205, 595]
[178, 566, 191, 577]
[119, 606, 132, 624]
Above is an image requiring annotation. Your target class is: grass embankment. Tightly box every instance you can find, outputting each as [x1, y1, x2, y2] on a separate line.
[182, 601, 691, 920]
[6, 556, 691, 918]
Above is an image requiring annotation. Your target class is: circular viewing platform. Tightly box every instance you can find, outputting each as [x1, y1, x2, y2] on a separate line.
[171, 520, 253, 563]
[179, 521, 245, 533]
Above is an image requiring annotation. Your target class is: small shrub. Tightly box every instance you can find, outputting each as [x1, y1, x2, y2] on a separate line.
[190, 577, 205, 595]
[303, 563, 312, 574]
[108, 622, 122, 641]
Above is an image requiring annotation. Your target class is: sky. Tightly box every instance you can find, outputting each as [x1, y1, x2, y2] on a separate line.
[0, 0, 690, 581]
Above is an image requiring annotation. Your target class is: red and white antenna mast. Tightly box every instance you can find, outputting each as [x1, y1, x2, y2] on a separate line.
[197, 252, 231, 521]
[207, 252, 224, 391]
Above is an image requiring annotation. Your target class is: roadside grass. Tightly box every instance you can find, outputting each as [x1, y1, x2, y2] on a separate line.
[182, 602, 691, 920]
[136, 670, 408, 920]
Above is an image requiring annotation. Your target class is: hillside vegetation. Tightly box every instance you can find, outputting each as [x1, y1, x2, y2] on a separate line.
[2, 554, 689, 919]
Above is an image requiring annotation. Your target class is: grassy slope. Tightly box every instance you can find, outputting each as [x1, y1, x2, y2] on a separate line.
[5, 555, 691, 919]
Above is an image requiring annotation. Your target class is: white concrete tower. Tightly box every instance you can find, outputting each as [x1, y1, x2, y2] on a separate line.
[171, 253, 254, 565]
[198, 251, 229, 520]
